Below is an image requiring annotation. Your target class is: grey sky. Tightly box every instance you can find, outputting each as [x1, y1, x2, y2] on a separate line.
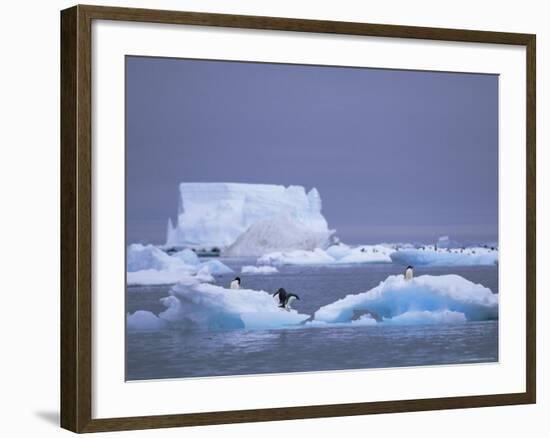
[126, 56, 498, 245]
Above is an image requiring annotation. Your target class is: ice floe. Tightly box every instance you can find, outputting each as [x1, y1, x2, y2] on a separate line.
[258, 244, 394, 266]
[127, 310, 167, 331]
[390, 247, 498, 267]
[313, 274, 498, 325]
[241, 265, 279, 275]
[171, 248, 200, 266]
[128, 273, 497, 331]
[127, 243, 186, 272]
[197, 259, 234, 276]
[126, 243, 232, 286]
[126, 269, 210, 286]
[156, 282, 310, 330]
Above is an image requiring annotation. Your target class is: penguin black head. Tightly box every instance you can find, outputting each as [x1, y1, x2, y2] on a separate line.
[277, 287, 286, 293]
[234, 277, 241, 284]
[406, 265, 413, 270]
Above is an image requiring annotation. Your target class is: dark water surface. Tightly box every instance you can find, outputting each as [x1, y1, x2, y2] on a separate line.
[126, 261, 498, 380]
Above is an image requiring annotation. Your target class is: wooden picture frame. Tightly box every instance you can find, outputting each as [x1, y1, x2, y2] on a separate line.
[61, 4, 536, 433]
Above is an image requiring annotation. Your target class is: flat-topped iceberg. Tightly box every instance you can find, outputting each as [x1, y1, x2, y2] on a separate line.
[312, 274, 498, 325]
[165, 183, 333, 252]
[390, 247, 498, 267]
[258, 244, 393, 266]
[127, 281, 310, 331]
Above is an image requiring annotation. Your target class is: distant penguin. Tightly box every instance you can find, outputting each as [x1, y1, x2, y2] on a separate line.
[404, 266, 414, 281]
[230, 277, 241, 290]
[272, 288, 300, 310]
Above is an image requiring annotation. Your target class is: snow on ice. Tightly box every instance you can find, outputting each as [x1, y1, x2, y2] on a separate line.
[258, 244, 394, 266]
[127, 282, 310, 331]
[313, 274, 498, 325]
[126, 243, 232, 286]
[390, 247, 498, 267]
[241, 265, 279, 274]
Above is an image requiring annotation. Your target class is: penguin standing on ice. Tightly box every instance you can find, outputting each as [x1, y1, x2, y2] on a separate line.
[404, 266, 414, 281]
[230, 277, 241, 289]
[272, 288, 300, 310]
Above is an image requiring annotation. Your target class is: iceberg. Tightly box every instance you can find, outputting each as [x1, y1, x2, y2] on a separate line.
[259, 248, 334, 266]
[171, 248, 200, 266]
[313, 274, 498, 325]
[326, 244, 394, 263]
[127, 243, 186, 272]
[197, 259, 234, 276]
[224, 214, 333, 257]
[127, 310, 167, 331]
[241, 265, 279, 274]
[390, 247, 498, 267]
[157, 282, 310, 331]
[165, 183, 333, 252]
[128, 273, 497, 331]
[126, 268, 214, 287]
[258, 244, 393, 266]
[126, 243, 231, 286]
[384, 310, 467, 325]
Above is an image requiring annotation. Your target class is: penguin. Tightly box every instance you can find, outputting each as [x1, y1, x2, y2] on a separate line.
[404, 265, 414, 281]
[272, 288, 300, 310]
[230, 277, 241, 290]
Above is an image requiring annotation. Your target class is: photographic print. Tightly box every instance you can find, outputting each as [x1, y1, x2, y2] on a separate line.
[125, 56, 499, 381]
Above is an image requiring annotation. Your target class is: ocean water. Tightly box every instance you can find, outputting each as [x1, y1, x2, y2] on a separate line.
[126, 262, 498, 380]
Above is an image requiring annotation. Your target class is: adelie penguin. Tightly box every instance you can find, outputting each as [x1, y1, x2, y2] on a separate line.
[404, 266, 414, 281]
[230, 277, 241, 290]
[272, 287, 300, 310]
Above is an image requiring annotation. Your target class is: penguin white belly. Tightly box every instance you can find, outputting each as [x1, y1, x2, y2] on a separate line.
[285, 296, 297, 309]
[404, 268, 413, 281]
[230, 280, 240, 289]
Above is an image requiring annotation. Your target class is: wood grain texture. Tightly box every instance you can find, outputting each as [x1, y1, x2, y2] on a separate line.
[60, 5, 78, 432]
[60, 4, 537, 433]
